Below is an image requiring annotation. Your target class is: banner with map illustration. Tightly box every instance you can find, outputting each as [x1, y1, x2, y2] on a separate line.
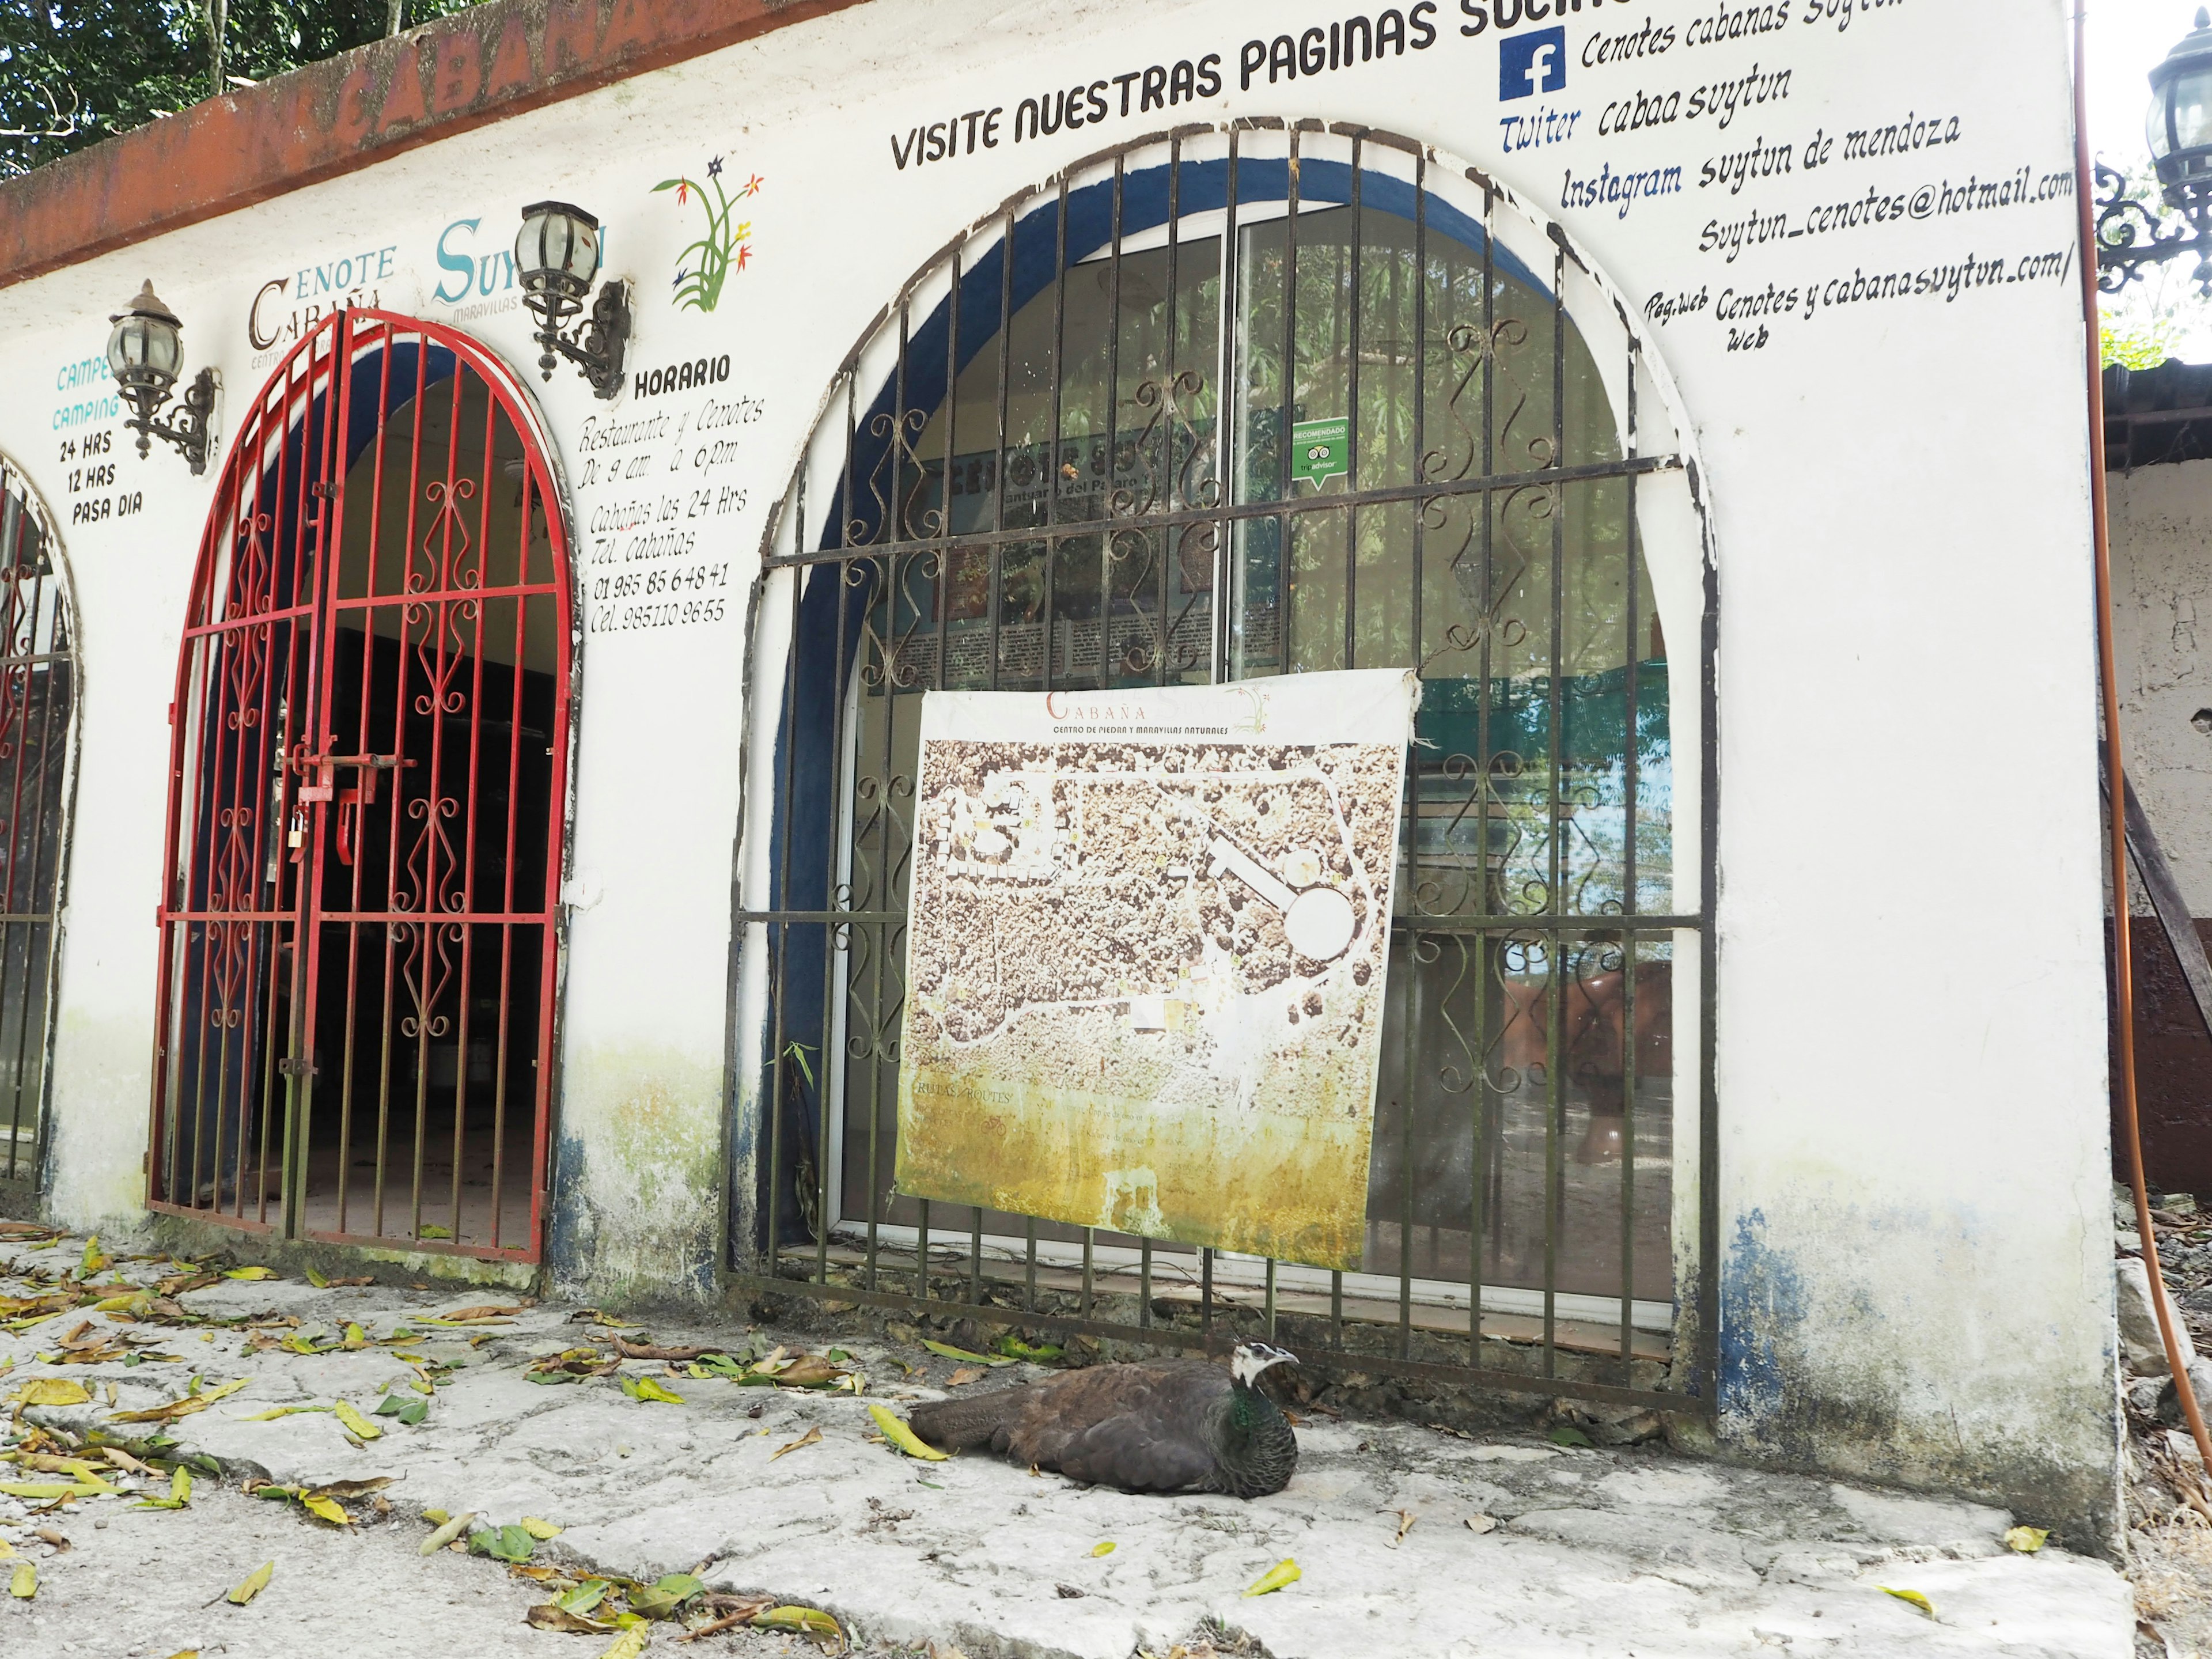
[894, 670, 1418, 1271]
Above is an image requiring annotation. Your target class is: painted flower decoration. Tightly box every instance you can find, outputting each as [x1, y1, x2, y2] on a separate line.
[653, 157, 760, 313]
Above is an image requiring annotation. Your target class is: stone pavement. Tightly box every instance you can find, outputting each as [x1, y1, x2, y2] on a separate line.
[0, 1230, 2135, 1659]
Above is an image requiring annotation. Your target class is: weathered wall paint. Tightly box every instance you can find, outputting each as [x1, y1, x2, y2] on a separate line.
[548, 1042, 725, 1302]
[1718, 1189, 2118, 1540]
[2112, 459, 2212, 911]
[0, 0, 2119, 1537]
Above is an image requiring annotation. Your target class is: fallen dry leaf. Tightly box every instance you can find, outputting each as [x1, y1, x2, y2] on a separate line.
[110, 1376, 249, 1423]
[773, 1353, 849, 1388]
[869, 1404, 949, 1462]
[309, 1478, 393, 1502]
[771, 1425, 824, 1461]
[1388, 1509, 1416, 1548]
[525, 1603, 615, 1634]
[14, 1378, 90, 1407]
[419, 1512, 476, 1555]
[948, 1368, 984, 1387]
[226, 1560, 274, 1605]
[615, 1338, 717, 1361]
[673, 1595, 777, 1643]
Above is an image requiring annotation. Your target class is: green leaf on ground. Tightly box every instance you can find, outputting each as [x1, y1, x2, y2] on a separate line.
[469, 1524, 535, 1563]
[921, 1339, 1010, 1366]
[627, 1572, 703, 1619]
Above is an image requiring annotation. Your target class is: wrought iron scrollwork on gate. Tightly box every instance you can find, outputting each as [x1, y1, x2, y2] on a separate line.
[741, 129, 1711, 1414]
[152, 309, 573, 1260]
[0, 462, 75, 1190]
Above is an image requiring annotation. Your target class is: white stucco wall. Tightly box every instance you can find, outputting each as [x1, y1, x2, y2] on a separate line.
[2112, 456, 2212, 911]
[0, 0, 2116, 1528]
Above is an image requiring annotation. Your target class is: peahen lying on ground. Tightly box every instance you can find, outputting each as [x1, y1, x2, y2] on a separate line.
[905, 1340, 1299, 1497]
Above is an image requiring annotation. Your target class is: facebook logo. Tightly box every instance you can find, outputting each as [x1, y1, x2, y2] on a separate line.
[1500, 26, 1567, 101]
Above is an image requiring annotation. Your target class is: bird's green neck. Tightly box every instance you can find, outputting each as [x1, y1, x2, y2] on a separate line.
[1213, 1374, 1297, 1497]
[1226, 1385, 1262, 1437]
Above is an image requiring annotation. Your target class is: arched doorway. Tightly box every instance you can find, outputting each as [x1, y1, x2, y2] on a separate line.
[737, 130, 1712, 1406]
[150, 310, 573, 1262]
[0, 458, 75, 1196]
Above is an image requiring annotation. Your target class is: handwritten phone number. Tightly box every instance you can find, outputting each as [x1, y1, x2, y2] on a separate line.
[591, 560, 729, 602]
[589, 596, 729, 634]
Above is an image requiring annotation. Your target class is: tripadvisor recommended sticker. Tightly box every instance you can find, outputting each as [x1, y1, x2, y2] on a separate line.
[1292, 416, 1349, 488]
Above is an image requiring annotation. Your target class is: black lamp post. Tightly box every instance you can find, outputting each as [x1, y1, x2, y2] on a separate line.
[514, 201, 631, 400]
[105, 281, 218, 475]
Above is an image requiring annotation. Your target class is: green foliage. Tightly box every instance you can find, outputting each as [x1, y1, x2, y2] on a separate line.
[2102, 314, 2183, 371]
[1, 1, 480, 179]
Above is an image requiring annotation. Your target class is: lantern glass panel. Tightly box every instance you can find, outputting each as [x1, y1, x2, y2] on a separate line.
[104, 317, 138, 378]
[516, 204, 600, 294]
[107, 313, 181, 383]
[143, 315, 183, 378]
[2174, 66, 2212, 158]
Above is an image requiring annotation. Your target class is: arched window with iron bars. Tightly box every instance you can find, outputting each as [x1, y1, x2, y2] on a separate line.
[0, 457, 77, 1198]
[737, 127, 1713, 1408]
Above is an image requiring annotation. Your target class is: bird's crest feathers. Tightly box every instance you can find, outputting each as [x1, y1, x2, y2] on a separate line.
[1231, 1342, 1297, 1386]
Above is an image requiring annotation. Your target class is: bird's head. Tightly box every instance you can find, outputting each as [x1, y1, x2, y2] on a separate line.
[1230, 1341, 1298, 1387]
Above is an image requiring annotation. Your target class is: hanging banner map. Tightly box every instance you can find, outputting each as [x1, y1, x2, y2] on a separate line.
[894, 669, 1418, 1271]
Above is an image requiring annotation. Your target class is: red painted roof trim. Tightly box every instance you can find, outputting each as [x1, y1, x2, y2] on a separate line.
[0, 0, 869, 292]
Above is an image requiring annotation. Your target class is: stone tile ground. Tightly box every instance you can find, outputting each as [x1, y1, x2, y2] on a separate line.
[0, 1228, 2140, 1658]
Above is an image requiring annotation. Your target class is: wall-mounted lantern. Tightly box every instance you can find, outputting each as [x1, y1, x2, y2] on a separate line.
[514, 201, 631, 400]
[2100, 9, 2212, 296]
[106, 281, 218, 475]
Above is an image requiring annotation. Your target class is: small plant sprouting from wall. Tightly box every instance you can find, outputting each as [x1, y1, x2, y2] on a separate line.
[652, 157, 763, 313]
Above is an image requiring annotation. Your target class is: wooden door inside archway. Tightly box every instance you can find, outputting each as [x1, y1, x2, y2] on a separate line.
[150, 310, 573, 1262]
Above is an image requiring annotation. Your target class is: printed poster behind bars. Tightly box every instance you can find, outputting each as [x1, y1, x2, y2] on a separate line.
[895, 669, 1418, 1271]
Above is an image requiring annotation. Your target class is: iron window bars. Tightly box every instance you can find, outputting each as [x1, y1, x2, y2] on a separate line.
[0, 460, 74, 1194]
[737, 127, 1715, 1412]
[149, 311, 573, 1262]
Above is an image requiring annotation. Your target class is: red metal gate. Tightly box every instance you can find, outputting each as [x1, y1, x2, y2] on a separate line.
[150, 310, 573, 1260]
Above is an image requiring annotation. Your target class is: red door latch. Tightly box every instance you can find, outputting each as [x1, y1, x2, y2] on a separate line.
[291, 753, 413, 865]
